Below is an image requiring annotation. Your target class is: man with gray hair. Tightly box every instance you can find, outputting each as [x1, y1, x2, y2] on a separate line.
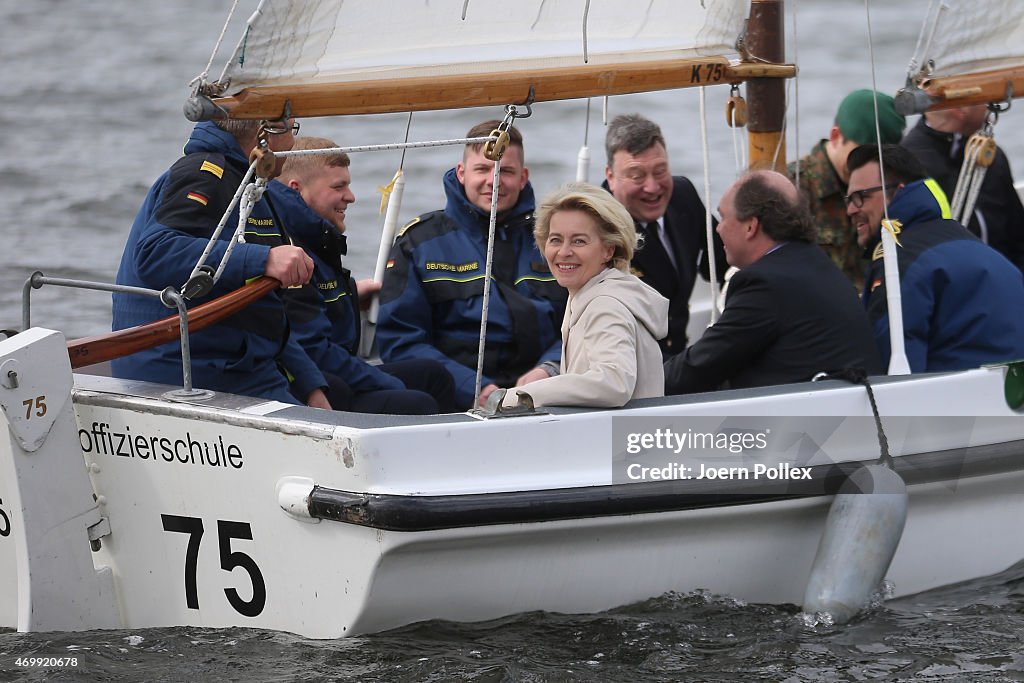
[113, 118, 331, 408]
[664, 170, 880, 394]
[603, 113, 725, 358]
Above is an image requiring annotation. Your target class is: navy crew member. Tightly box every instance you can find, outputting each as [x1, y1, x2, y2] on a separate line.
[273, 136, 457, 413]
[113, 118, 330, 408]
[377, 120, 567, 409]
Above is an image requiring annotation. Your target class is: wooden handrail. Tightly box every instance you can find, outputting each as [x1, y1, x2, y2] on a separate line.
[66, 277, 280, 369]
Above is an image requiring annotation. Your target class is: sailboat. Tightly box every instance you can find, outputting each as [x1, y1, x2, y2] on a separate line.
[2, 0, 1023, 639]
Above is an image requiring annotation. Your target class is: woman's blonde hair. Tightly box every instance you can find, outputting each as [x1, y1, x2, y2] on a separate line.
[534, 182, 637, 271]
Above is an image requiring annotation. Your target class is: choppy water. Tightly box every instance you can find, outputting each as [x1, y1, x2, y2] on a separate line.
[3, 1, 1024, 680]
[3, 561, 1024, 682]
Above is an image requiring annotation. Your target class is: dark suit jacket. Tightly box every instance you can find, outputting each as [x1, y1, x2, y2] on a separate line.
[901, 117, 1024, 272]
[614, 176, 726, 356]
[664, 241, 881, 394]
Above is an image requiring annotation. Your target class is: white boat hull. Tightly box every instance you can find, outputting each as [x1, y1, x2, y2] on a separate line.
[2, 328, 1023, 638]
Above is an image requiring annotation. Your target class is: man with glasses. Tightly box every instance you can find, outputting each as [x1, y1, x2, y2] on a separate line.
[603, 113, 725, 358]
[846, 144, 1024, 372]
[113, 117, 331, 408]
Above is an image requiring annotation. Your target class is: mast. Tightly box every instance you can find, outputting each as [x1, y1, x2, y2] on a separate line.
[746, 0, 786, 172]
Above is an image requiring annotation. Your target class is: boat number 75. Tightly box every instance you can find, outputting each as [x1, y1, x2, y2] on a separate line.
[160, 514, 267, 617]
[22, 396, 46, 419]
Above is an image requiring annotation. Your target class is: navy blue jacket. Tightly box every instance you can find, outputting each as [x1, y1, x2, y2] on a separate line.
[864, 179, 1024, 372]
[269, 182, 405, 393]
[112, 122, 325, 403]
[377, 168, 566, 407]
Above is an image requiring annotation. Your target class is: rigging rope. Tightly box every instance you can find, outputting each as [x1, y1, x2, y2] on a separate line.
[951, 123, 998, 226]
[189, 0, 239, 90]
[582, 0, 591, 63]
[698, 87, 722, 323]
[183, 159, 258, 295]
[472, 110, 519, 410]
[187, 134, 491, 298]
[791, 0, 801, 186]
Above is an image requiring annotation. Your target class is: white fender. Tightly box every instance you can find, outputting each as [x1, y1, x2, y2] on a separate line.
[803, 463, 908, 623]
[0, 328, 121, 631]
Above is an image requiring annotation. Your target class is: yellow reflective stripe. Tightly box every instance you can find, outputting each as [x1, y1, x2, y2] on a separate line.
[516, 275, 556, 284]
[924, 178, 952, 219]
[422, 273, 557, 285]
[244, 275, 262, 285]
[423, 274, 486, 284]
[322, 292, 348, 303]
[244, 230, 281, 238]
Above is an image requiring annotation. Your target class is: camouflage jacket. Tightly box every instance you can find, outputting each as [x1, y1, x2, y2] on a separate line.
[788, 141, 865, 290]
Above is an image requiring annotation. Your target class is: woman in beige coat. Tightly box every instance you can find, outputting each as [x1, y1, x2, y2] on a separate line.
[502, 182, 669, 408]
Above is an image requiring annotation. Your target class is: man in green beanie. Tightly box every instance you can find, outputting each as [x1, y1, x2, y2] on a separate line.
[789, 89, 905, 289]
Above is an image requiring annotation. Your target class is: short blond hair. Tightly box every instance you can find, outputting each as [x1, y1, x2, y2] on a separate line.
[280, 136, 350, 185]
[464, 120, 524, 162]
[535, 182, 637, 271]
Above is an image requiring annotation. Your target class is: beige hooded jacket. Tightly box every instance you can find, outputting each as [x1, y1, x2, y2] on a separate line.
[506, 267, 669, 408]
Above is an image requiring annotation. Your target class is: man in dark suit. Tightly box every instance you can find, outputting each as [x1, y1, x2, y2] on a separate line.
[604, 114, 726, 358]
[664, 170, 881, 394]
[900, 105, 1024, 273]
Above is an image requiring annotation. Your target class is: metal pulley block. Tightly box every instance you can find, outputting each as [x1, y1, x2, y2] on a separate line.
[249, 146, 280, 179]
[483, 128, 509, 161]
[726, 90, 748, 127]
[966, 133, 997, 168]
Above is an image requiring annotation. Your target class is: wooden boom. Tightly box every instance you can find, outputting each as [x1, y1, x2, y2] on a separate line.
[919, 66, 1024, 111]
[210, 60, 795, 119]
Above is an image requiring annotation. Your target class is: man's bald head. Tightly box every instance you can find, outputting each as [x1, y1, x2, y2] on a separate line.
[730, 170, 815, 243]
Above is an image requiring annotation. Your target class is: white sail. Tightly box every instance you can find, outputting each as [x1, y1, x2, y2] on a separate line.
[221, 0, 749, 93]
[913, 0, 1024, 77]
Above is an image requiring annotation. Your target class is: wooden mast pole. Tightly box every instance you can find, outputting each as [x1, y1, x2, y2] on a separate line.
[746, 0, 786, 172]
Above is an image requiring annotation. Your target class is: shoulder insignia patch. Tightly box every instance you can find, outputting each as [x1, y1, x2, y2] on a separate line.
[397, 216, 421, 238]
[200, 160, 224, 179]
[871, 243, 884, 261]
[186, 191, 209, 206]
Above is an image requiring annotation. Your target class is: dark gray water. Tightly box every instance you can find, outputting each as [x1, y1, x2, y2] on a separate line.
[2, 561, 1023, 681]
[3, 1, 1024, 680]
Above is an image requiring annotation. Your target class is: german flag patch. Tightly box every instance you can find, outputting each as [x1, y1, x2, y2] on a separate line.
[199, 160, 224, 178]
[186, 191, 209, 206]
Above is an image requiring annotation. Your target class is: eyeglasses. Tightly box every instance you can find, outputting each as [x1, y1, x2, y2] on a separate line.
[262, 120, 300, 136]
[616, 166, 671, 187]
[843, 183, 897, 208]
